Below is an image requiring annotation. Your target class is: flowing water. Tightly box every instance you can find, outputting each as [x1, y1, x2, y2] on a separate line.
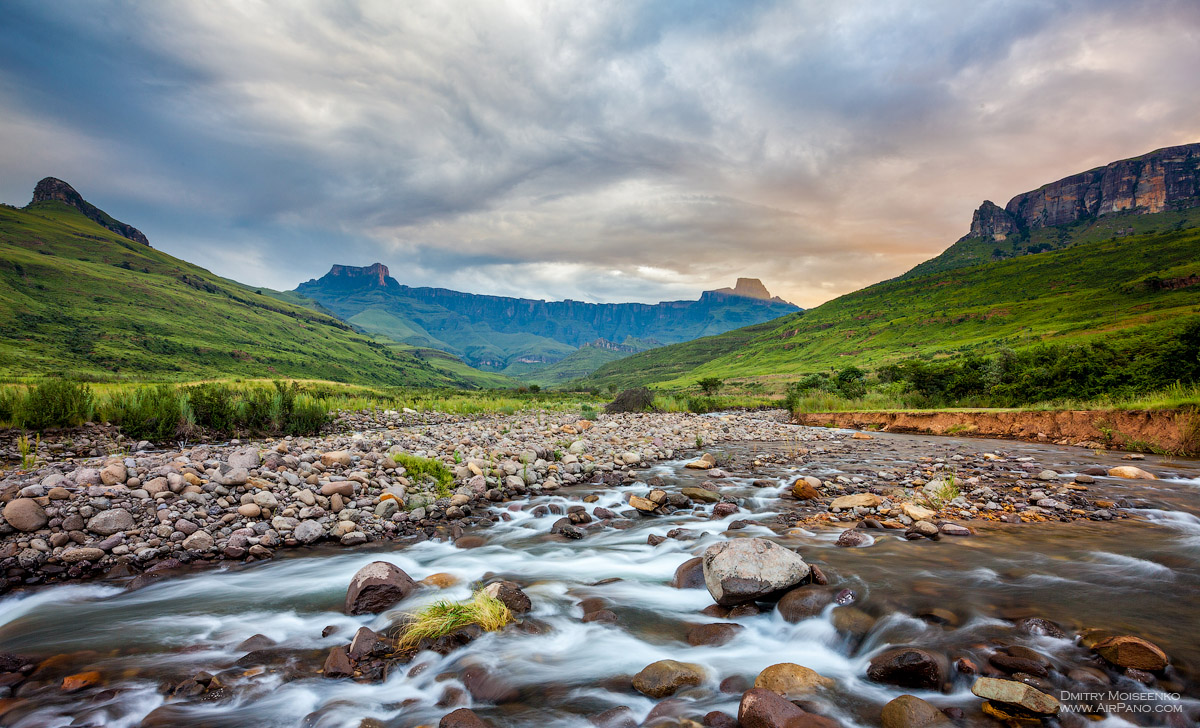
[0, 431, 1198, 727]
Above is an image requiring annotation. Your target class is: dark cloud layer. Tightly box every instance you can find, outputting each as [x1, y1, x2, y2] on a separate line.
[2, 0, 1198, 305]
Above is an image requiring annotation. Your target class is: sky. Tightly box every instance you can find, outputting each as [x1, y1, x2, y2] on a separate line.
[2, 1, 1198, 307]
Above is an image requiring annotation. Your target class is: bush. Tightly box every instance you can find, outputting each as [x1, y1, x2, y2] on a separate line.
[187, 383, 236, 432]
[19, 380, 94, 430]
[696, 377, 724, 396]
[106, 385, 187, 442]
[605, 387, 654, 413]
[687, 396, 720, 414]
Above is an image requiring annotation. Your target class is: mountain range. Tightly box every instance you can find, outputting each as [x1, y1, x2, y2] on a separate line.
[293, 263, 799, 379]
[1, 142, 1197, 392]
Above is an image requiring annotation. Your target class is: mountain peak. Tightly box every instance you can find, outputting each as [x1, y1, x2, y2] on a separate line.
[27, 177, 150, 246]
[708, 277, 790, 303]
[317, 262, 392, 288]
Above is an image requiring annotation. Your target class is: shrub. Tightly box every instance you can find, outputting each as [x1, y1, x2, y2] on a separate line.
[19, 380, 94, 430]
[686, 396, 720, 414]
[580, 403, 598, 420]
[605, 387, 654, 413]
[106, 385, 187, 441]
[187, 383, 236, 433]
[696, 377, 724, 396]
[286, 393, 330, 435]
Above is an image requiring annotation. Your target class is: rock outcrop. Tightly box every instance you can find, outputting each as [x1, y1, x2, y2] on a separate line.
[27, 177, 150, 246]
[964, 143, 1200, 240]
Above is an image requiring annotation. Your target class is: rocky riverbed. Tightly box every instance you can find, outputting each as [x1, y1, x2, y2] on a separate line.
[0, 410, 1196, 727]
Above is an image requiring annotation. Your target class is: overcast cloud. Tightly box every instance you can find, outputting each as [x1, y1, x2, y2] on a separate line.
[2, 0, 1198, 306]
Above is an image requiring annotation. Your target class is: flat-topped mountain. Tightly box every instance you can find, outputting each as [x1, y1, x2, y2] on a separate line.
[28, 177, 150, 246]
[905, 142, 1200, 278]
[295, 264, 800, 374]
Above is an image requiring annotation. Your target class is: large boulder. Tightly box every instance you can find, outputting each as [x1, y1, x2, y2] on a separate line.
[866, 647, 946, 690]
[227, 448, 261, 470]
[753, 663, 833, 697]
[830, 493, 883, 510]
[344, 561, 417, 615]
[1093, 635, 1168, 671]
[971, 677, 1059, 714]
[87, 509, 134, 536]
[738, 687, 840, 728]
[631, 660, 706, 698]
[2, 499, 48, 532]
[880, 695, 951, 728]
[702, 538, 810, 606]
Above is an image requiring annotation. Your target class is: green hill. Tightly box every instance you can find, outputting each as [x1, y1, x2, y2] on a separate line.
[0, 195, 500, 387]
[577, 225, 1200, 391]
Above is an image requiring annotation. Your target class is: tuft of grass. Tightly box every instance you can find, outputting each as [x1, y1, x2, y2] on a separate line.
[17, 432, 38, 470]
[391, 453, 455, 498]
[397, 591, 511, 648]
[919, 471, 961, 510]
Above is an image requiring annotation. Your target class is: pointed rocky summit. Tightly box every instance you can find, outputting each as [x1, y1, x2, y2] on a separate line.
[27, 177, 150, 246]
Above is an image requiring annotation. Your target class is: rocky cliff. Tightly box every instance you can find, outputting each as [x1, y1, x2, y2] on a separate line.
[296, 266, 800, 370]
[965, 143, 1200, 240]
[27, 177, 150, 246]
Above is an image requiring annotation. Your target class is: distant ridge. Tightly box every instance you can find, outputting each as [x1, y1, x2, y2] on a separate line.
[27, 177, 150, 246]
[708, 277, 792, 304]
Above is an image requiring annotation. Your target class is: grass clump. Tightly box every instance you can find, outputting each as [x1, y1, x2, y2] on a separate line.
[397, 591, 511, 648]
[391, 453, 455, 498]
[605, 387, 655, 413]
[919, 471, 961, 510]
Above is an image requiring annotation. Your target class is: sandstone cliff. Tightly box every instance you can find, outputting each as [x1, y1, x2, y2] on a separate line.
[965, 143, 1200, 240]
[27, 177, 150, 246]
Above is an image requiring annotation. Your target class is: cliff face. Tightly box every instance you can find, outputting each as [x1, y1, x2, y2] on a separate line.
[297, 266, 801, 368]
[964, 143, 1200, 239]
[27, 177, 150, 246]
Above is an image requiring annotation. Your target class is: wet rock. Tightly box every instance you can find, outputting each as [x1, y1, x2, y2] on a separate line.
[1015, 617, 1065, 639]
[2, 499, 48, 532]
[880, 694, 951, 728]
[791, 477, 821, 500]
[60, 547, 105, 563]
[481, 580, 531, 614]
[440, 708, 492, 728]
[702, 538, 810, 606]
[753, 662, 833, 697]
[738, 687, 839, 728]
[971, 676, 1059, 714]
[672, 557, 706, 589]
[235, 634, 276, 651]
[344, 561, 418, 615]
[632, 660, 707, 698]
[867, 647, 946, 690]
[835, 529, 871, 547]
[349, 626, 379, 660]
[777, 586, 835, 623]
[322, 645, 353, 678]
[590, 705, 638, 728]
[61, 670, 101, 692]
[686, 454, 717, 470]
[1093, 635, 1169, 671]
[938, 523, 971, 536]
[686, 623, 743, 646]
[462, 664, 519, 703]
[831, 605, 876, 637]
[988, 653, 1048, 677]
[682, 487, 721, 503]
[1107, 466, 1156, 480]
[703, 710, 738, 728]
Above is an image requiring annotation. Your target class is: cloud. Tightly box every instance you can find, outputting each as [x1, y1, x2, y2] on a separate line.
[1, 0, 1198, 306]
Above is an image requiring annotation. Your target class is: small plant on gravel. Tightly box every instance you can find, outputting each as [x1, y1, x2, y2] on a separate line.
[391, 453, 455, 498]
[695, 434, 704, 449]
[17, 433, 38, 470]
[580, 404, 598, 420]
[397, 591, 511, 648]
[919, 471, 960, 510]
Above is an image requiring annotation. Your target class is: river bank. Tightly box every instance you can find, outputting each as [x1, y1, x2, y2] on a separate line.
[0, 412, 1197, 726]
[792, 408, 1200, 456]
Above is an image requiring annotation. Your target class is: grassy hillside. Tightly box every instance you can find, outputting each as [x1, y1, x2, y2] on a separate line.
[578, 226, 1200, 391]
[501, 346, 629, 387]
[0, 201, 491, 387]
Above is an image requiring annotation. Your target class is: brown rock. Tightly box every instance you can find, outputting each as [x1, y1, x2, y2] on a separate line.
[321, 451, 353, 467]
[59, 547, 105, 563]
[830, 493, 882, 510]
[344, 561, 418, 615]
[738, 687, 840, 728]
[971, 676, 1059, 714]
[672, 557, 705, 589]
[867, 647, 946, 690]
[322, 645, 353, 678]
[632, 660, 706, 698]
[686, 623, 743, 646]
[481, 580, 531, 614]
[1093, 635, 1168, 671]
[1106, 466, 1156, 480]
[753, 662, 833, 697]
[440, 708, 492, 728]
[778, 586, 835, 623]
[61, 670, 101, 692]
[2, 499, 48, 532]
[880, 695, 951, 728]
[791, 477, 821, 500]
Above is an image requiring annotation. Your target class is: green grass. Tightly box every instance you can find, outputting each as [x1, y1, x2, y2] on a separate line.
[0, 201, 492, 387]
[397, 591, 512, 648]
[390, 453, 455, 498]
[578, 225, 1200, 394]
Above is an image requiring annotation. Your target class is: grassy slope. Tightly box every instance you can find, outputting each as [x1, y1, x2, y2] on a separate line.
[0, 202, 483, 386]
[502, 346, 629, 387]
[579, 226, 1200, 390]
